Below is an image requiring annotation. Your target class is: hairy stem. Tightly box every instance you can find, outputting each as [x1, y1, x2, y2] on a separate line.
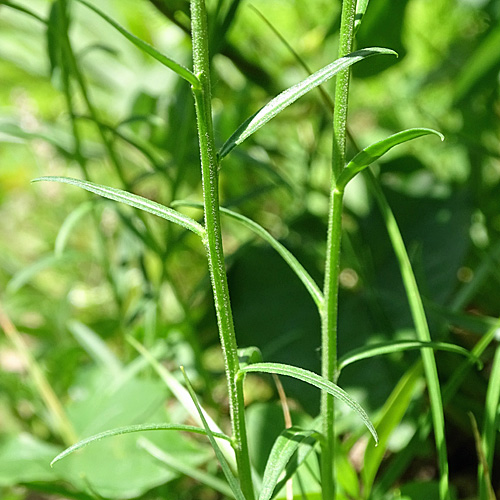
[190, 2, 255, 499]
[320, 1, 356, 498]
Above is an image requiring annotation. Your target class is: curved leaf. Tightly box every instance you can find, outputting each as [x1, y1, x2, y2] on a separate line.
[50, 423, 231, 466]
[259, 427, 318, 500]
[219, 47, 397, 159]
[336, 128, 444, 191]
[55, 201, 94, 256]
[0, 1, 46, 23]
[32, 177, 205, 238]
[239, 362, 378, 443]
[338, 339, 480, 372]
[75, 0, 200, 88]
[173, 200, 324, 309]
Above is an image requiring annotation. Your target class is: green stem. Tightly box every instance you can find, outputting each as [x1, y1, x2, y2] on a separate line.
[320, 1, 356, 498]
[190, 2, 254, 499]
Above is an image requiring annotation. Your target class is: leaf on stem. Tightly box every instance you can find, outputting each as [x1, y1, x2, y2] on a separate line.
[259, 427, 318, 500]
[338, 339, 480, 373]
[336, 128, 444, 191]
[239, 362, 378, 444]
[50, 423, 231, 467]
[75, 0, 200, 88]
[32, 177, 205, 238]
[354, 0, 370, 34]
[181, 368, 247, 500]
[173, 200, 324, 309]
[219, 47, 397, 159]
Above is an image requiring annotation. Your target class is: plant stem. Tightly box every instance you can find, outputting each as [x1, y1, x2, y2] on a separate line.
[190, 2, 254, 499]
[321, 1, 356, 498]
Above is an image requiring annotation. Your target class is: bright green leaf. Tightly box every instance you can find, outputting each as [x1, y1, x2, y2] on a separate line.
[259, 427, 318, 500]
[32, 177, 206, 238]
[239, 362, 378, 444]
[219, 47, 397, 159]
[338, 339, 480, 373]
[336, 128, 444, 191]
[50, 423, 231, 467]
[75, 0, 200, 88]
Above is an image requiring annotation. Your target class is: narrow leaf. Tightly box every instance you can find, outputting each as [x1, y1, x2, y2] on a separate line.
[219, 47, 397, 159]
[259, 427, 318, 500]
[32, 177, 205, 238]
[354, 0, 370, 34]
[0, 1, 46, 23]
[338, 339, 480, 373]
[139, 438, 235, 499]
[336, 128, 444, 191]
[55, 201, 94, 256]
[181, 368, 247, 500]
[239, 362, 378, 443]
[173, 200, 323, 309]
[75, 0, 200, 88]
[50, 423, 231, 466]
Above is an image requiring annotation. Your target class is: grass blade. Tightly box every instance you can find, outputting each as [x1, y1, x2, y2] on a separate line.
[354, 0, 370, 34]
[138, 438, 236, 499]
[181, 368, 247, 500]
[239, 362, 378, 444]
[336, 128, 444, 191]
[32, 177, 205, 237]
[54, 201, 94, 256]
[173, 200, 324, 309]
[259, 427, 318, 500]
[0, 1, 46, 23]
[50, 423, 231, 467]
[219, 47, 397, 159]
[338, 340, 479, 373]
[75, 0, 200, 88]
[478, 345, 500, 500]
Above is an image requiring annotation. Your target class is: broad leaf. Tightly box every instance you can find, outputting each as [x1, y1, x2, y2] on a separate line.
[338, 339, 479, 372]
[219, 47, 397, 159]
[259, 427, 318, 500]
[336, 128, 444, 191]
[181, 368, 246, 500]
[76, 0, 200, 88]
[239, 362, 378, 443]
[32, 177, 205, 237]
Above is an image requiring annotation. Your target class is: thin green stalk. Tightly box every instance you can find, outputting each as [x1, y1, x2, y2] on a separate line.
[190, 1, 254, 499]
[320, 1, 356, 498]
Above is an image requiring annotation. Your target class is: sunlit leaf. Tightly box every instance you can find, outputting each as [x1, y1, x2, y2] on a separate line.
[219, 47, 397, 159]
[32, 177, 205, 237]
[239, 362, 378, 443]
[50, 423, 231, 466]
[336, 128, 444, 191]
[259, 427, 318, 500]
[76, 0, 200, 88]
[338, 339, 479, 372]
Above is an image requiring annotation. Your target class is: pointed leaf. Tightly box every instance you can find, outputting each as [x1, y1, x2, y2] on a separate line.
[239, 362, 378, 443]
[219, 47, 397, 159]
[75, 0, 200, 88]
[173, 200, 323, 308]
[338, 339, 480, 373]
[259, 427, 318, 500]
[32, 177, 205, 238]
[337, 128, 444, 191]
[50, 423, 231, 466]
[354, 0, 370, 34]
[181, 368, 246, 500]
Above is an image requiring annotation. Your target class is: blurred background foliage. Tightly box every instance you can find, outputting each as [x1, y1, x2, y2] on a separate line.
[0, 0, 499, 499]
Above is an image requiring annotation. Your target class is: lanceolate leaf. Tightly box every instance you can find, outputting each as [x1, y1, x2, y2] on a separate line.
[173, 200, 324, 309]
[32, 177, 205, 237]
[50, 423, 231, 466]
[336, 128, 444, 191]
[76, 0, 200, 88]
[354, 0, 370, 34]
[239, 362, 378, 443]
[259, 427, 318, 500]
[219, 47, 397, 159]
[338, 340, 479, 373]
